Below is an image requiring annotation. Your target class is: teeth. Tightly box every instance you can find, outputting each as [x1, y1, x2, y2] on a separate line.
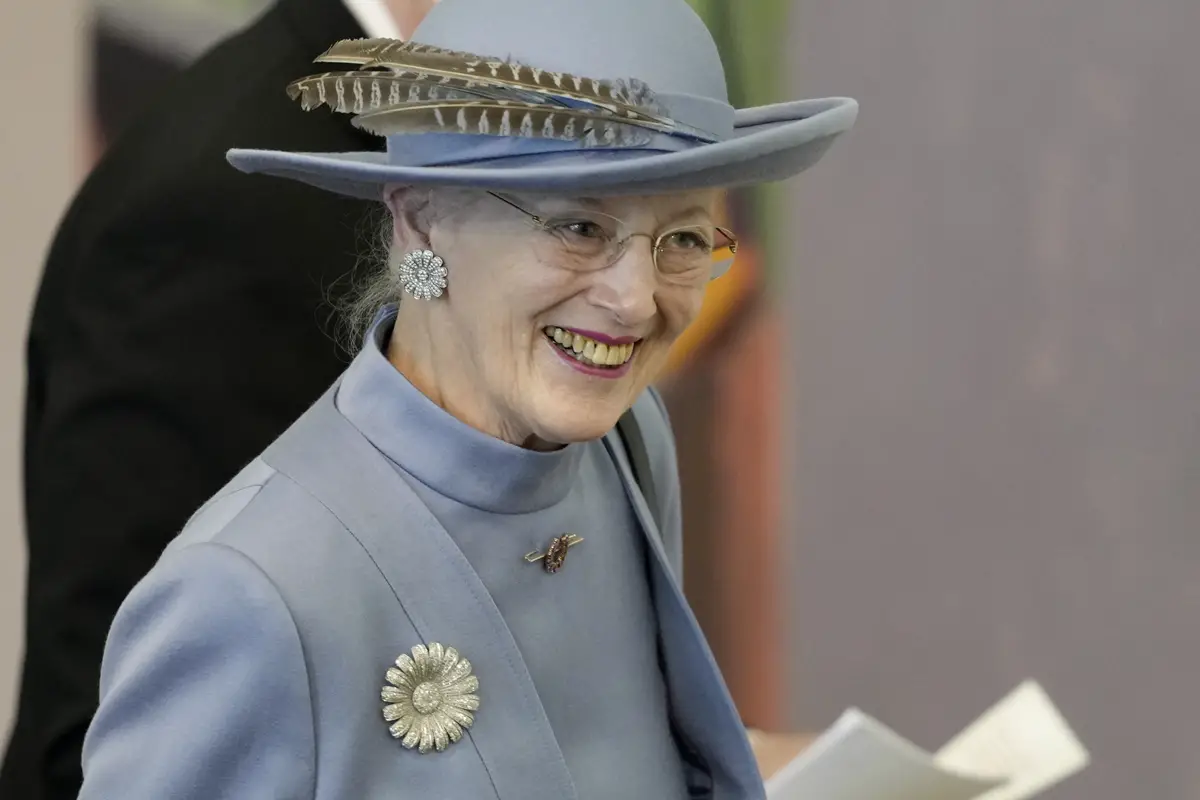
[543, 327, 636, 368]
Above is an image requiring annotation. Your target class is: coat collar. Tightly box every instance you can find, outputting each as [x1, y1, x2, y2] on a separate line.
[335, 309, 584, 513]
[266, 384, 578, 800]
[265, 383, 764, 799]
[601, 428, 765, 799]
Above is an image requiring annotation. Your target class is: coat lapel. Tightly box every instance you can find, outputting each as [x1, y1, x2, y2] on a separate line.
[265, 387, 577, 800]
[602, 431, 766, 800]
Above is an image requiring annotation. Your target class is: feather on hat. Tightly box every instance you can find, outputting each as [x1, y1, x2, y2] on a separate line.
[227, 0, 858, 198]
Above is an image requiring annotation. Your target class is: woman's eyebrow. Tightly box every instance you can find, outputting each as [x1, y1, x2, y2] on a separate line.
[664, 205, 714, 225]
[545, 197, 714, 224]
[517, 195, 604, 213]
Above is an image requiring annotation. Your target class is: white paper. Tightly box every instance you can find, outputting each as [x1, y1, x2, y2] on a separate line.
[935, 681, 1090, 800]
[765, 709, 1003, 800]
[765, 680, 1088, 800]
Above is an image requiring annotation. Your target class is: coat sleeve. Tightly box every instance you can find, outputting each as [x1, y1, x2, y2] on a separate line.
[79, 542, 316, 800]
[10, 226, 350, 798]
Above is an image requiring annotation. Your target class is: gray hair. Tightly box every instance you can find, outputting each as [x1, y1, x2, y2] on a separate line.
[330, 208, 404, 355]
[329, 206, 401, 356]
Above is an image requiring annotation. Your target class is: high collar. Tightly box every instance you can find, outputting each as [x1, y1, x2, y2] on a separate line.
[335, 307, 584, 514]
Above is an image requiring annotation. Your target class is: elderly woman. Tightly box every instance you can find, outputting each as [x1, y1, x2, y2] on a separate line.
[77, 0, 856, 798]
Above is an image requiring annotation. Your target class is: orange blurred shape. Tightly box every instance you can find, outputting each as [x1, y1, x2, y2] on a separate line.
[663, 242, 759, 376]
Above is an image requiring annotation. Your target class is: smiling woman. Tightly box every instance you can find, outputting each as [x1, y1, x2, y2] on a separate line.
[364, 187, 724, 447]
[76, 0, 856, 798]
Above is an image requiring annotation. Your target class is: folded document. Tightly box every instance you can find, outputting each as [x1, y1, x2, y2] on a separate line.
[766, 681, 1089, 800]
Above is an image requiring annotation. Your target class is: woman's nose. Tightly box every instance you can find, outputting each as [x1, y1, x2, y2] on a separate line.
[589, 236, 658, 326]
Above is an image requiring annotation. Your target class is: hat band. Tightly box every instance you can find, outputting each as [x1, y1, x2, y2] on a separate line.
[384, 91, 733, 169]
[385, 130, 695, 168]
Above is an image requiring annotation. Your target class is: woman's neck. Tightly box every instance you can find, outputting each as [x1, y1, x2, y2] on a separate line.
[385, 314, 560, 451]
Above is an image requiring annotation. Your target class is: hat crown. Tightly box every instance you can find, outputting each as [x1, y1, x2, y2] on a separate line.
[226, 0, 857, 203]
[410, 0, 729, 103]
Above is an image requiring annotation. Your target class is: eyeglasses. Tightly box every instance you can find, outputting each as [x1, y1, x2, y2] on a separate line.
[487, 192, 738, 280]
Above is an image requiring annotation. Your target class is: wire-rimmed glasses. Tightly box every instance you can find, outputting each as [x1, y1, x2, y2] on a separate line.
[488, 192, 738, 280]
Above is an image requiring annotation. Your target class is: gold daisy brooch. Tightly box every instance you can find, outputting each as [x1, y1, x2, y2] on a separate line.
[381, 643, 480, 753]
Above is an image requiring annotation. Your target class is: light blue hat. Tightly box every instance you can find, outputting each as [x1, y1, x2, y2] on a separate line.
[226, 0, 858, 199]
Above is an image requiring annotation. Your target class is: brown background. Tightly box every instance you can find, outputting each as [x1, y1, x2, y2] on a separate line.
[783, 1, 1200, 798]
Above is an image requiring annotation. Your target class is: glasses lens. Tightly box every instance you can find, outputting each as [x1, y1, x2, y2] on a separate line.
[539, 213, 622, 270]
[656, 226, 739, 278]
[710, 227, 738, 279]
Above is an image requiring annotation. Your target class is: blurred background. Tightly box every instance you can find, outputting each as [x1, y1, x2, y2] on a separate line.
[2, 1, 1199, 798]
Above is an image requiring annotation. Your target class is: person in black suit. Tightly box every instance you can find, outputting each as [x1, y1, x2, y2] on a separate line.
[1, 1, 390, 796]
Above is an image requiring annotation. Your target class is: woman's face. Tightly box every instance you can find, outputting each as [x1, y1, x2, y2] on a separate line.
[387, 187, 722, 448]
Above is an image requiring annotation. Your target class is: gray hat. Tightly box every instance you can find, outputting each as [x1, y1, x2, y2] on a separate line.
[226, 0, 858, 199]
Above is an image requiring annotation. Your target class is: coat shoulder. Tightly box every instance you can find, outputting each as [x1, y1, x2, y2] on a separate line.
[167, 451, 354, 584]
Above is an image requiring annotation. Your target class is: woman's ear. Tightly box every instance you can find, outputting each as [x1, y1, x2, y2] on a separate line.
[384, 185, 434, 252]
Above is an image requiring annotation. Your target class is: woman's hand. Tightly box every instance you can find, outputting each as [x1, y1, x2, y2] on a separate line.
[746, 729, 817, 780]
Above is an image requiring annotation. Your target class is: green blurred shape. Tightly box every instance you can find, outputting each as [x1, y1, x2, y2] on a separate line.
[685, 0, 790, 108]
[685, 0, 792, 285]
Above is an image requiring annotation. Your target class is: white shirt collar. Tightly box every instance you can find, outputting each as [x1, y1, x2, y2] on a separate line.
[342, 0, 404, 39]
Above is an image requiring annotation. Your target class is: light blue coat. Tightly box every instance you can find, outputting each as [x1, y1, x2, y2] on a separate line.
[78, 380, 764, 799]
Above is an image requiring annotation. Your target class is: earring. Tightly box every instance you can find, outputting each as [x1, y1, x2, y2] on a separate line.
[397, 249, 448, 300]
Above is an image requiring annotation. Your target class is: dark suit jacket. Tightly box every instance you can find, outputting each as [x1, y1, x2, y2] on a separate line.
[1, 2, 373, 797]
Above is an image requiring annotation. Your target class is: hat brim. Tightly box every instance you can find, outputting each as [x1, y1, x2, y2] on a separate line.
[226, 97, 857, 200]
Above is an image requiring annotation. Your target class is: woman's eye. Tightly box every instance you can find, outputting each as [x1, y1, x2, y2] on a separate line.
[665, 230, 711, 250]
[557, 220, 607, 239]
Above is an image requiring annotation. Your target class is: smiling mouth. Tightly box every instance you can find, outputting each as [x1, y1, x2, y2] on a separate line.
[543, 326, 637, 369]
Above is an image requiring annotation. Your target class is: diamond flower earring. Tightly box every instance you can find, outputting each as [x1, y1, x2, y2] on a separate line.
[398, 249, 448, 300]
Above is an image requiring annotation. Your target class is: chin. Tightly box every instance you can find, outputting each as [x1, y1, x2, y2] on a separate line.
[529, 340, 644, 442]
[532, 418, 616, 446]
[528, 399, 627, 445]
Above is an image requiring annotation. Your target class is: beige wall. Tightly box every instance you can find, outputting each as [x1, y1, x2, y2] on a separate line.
[784, 2, 1200, 797]
[0, 1, 85, 741]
